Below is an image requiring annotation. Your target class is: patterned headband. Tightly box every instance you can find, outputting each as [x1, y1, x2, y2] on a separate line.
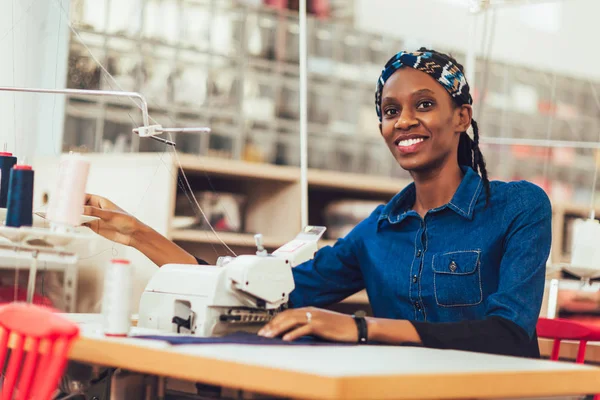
[375, 50, 472, 122]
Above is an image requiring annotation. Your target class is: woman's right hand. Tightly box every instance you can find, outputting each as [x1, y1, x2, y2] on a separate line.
[82, 194, 142, 247]
[82, 193, 199, 267]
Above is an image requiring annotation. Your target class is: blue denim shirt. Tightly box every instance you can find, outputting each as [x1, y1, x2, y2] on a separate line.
[289, 167, 552, 338]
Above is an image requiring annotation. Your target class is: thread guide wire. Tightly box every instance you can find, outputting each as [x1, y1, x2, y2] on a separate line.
[0, 86, 212, 147]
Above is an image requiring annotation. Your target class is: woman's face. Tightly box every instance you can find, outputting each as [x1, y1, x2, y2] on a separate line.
[379, 68, 471, 173]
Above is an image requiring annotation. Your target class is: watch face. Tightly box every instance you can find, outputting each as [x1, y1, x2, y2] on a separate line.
[354, 310, 367, 318]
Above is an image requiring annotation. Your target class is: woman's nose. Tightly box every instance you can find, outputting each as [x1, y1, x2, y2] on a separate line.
[394, 110, 419, 130]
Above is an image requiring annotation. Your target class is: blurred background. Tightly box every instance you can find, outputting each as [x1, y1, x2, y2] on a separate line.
[61, 0, 600, 253]
[37, 0, 600, 203]
[1, 0, 599, 319]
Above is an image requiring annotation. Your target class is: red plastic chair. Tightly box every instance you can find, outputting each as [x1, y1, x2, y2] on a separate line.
[0, 302, 79, 400]
[0, 286, 54, 308]
[537, 317, 600, 363]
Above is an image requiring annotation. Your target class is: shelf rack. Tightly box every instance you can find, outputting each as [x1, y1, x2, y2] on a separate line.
[63, 0, 600, 209]
[59, 0, 600, 309]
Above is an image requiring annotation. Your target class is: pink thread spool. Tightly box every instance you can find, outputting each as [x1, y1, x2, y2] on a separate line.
[46, 153, 90, 231]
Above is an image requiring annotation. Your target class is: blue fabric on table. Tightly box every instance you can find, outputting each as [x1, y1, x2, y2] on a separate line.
[133, 331, 356, 346]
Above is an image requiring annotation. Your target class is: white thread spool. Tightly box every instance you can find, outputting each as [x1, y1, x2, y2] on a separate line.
[102, 259, 133, 337]
[571, 218, 600, 271]
[47, 152, 90, 231]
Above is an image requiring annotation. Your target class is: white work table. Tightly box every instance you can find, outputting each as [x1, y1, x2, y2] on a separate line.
[64, 314, 600, 399]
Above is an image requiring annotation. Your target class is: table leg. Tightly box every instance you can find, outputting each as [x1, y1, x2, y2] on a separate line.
[26, 251, 38, 303]
[547, 278, 559, 319]
[157, 377, 165, 400]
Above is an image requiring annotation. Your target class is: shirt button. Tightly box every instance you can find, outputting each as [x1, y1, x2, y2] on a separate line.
[412, 275, 418, 283]
[416, 250, 422, 257]
[449, 261, 457, 272]
[415, 302, 421, 310]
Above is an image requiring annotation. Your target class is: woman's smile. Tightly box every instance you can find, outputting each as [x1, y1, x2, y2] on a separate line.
[395, 135, 430, 154]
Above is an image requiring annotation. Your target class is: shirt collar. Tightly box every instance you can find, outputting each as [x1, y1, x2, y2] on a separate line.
[378, 166, 483, 226]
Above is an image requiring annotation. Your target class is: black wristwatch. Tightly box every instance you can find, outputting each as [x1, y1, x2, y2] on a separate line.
[352, 311, 368, 344]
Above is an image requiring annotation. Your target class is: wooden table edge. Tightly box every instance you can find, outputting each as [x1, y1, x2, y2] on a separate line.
[67, 336, 600, 400]
[343, 368, 600, 399]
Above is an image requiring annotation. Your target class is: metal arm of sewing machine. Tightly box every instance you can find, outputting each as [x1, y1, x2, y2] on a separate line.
[0, 86, 211, 147]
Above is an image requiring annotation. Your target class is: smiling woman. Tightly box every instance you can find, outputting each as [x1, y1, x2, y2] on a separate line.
[376, 49, 491, 214]
[82, 48, 552, 358]
[257, 48, 552, 358]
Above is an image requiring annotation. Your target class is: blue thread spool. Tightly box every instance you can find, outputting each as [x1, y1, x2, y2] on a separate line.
[0, 152, 17, 208]
[6, 165, 34, 227]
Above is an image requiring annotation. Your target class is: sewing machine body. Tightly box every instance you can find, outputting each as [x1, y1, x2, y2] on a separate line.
[138, 227, 326, 336]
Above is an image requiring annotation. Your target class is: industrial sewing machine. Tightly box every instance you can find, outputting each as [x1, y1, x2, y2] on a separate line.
[138, 226, 326, 336]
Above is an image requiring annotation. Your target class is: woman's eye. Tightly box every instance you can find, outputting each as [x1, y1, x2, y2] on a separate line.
[417, 101, 434, 109]
[384, 108, 398, 116]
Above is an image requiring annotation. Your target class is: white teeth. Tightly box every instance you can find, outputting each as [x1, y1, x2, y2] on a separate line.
[397, 138, 425, 147]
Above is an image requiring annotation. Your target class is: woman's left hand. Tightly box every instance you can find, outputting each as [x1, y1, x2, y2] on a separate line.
[258, 307, 359, 342]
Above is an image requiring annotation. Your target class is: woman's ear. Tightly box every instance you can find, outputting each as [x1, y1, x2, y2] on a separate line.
[456, 104, 472, 133]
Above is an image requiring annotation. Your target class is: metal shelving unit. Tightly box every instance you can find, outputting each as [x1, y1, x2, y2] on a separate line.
[63, 0, 600, 206]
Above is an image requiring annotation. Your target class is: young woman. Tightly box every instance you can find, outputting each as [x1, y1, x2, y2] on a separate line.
[84, 49, 552, 358]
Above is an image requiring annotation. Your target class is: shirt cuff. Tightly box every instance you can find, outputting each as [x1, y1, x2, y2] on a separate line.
[410, 316, 540, 358]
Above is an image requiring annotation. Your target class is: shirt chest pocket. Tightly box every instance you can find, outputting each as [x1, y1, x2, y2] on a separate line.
[432, 250, 482, 307]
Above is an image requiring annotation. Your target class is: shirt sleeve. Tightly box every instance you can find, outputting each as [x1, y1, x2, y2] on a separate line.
[412, 182, 552, 357]
[412, 316, 541, 358]
[288, 206, 384, 308]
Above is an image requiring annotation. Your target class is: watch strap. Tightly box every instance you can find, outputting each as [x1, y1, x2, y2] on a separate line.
[352, 314, 368, 344]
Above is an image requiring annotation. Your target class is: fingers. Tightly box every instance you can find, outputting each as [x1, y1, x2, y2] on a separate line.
[259, 316, 302, 338]
[259, 309, 313, 338]
[259, 308, 358, 343]
[86, 194, 126, 215]
[83, 205, 110, 220]
[81, 220, 99, 234]
[85, 193, 113, 209]
[84, 193, 99, 207]
[282, 324, 313, 341]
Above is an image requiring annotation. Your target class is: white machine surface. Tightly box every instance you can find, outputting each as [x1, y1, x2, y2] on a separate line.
[138, 226, 326, 336]
[564, 218, 600, 280]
